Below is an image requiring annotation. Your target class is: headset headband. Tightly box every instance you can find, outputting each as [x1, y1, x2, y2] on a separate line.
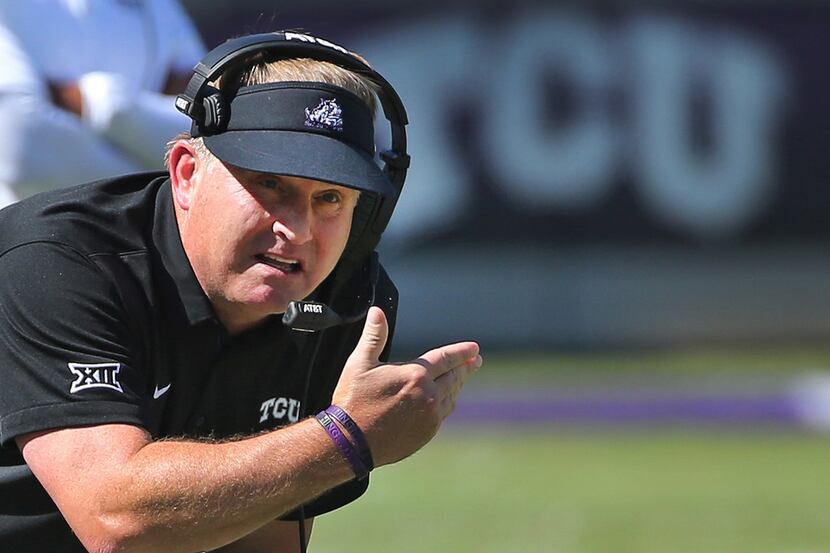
[176, 31, 408, 174]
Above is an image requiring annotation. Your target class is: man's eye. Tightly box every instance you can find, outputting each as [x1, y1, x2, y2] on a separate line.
[318, 191, 342, 204]
[260, 179, 279, 190]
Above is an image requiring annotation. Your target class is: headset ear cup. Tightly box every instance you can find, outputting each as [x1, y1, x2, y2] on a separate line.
[344, 194, 378, 262]
[201, 87, 228, 132]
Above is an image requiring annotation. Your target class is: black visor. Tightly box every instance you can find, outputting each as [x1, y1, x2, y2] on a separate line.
[198, 82, 394, 197]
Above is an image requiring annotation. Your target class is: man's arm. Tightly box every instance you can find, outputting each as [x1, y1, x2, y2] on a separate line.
[18, 308, 481, 553]
[68, 0, 206, 168]
[18, 422, 338, 553]
[73, 70, 199, 168]
[0, 0, 205, 185]
[43, 68, 197, 171]
[0, 23, 141, 197]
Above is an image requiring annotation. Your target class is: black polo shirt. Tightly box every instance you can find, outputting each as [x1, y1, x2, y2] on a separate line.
[0, 172, 398, 553]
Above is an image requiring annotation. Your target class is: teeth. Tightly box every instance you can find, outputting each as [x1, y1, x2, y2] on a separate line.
[263, 254, 298, 265]
[258, 253, 300, 272]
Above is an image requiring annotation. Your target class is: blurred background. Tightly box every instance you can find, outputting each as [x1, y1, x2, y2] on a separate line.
[182, 0, 830, 352]
[7, 0, 830, 551]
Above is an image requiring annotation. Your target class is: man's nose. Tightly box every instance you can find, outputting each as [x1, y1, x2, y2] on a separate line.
[272, 205, 312, 244]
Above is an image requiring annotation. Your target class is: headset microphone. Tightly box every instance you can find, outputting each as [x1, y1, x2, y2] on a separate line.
[282, 253, 379, 332]
[282, 301, 361, 332]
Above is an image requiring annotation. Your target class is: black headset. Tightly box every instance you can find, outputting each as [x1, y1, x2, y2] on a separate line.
[175, 31, 410, 273]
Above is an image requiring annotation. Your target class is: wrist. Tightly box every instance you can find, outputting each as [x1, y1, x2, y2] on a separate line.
[324, 405, 374, 472]
[315, 409, 370, 480]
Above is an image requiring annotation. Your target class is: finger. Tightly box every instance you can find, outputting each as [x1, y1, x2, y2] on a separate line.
[434, 355, 480, 397]
[437, 371, 468, 420]
[418, 342, 480, 380]
[440, 394, 458, 420]
[347, 306, 389, 368]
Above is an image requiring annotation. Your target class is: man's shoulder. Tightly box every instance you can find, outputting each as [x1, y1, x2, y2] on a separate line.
[0, 172, 168, 257]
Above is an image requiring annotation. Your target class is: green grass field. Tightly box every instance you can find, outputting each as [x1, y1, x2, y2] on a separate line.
[312, 348, 830, 553]
[313, 429, 830, 553]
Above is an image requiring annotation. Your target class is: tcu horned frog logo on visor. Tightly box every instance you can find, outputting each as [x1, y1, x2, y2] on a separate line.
[305, 98, 344, 132]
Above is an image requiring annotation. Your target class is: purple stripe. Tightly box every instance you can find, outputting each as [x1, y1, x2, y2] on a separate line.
[449, 392, 802, 426]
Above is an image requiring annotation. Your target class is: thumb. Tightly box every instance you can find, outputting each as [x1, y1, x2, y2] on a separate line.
[346, 306, 389, 370]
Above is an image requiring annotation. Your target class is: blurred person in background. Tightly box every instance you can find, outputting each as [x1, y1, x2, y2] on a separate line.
[0, 0, 205, 206]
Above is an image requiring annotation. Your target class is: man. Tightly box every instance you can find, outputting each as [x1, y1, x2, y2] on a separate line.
[0, 32, 481, 553]
[0, 0, 205, 205]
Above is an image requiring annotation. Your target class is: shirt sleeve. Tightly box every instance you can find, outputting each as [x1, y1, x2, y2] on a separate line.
[0, 22, 142, 198]
[77, 70, 195, 169]
[0, 1, 205, 192]
[0, 242, 149, 448]
[76, 0, 205, 168]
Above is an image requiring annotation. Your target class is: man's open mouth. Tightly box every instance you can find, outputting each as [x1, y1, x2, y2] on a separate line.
[256, 254, 301, 273]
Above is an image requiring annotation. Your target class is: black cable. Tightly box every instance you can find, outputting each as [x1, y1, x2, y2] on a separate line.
[290, 256, 375, 552]
[295, 315, 327, 553]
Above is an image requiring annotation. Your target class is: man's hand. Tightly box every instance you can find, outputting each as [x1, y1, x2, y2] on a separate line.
[46, 65, 190, 118]
[332, 306, 482, 467]
[47, 80, 83, 116]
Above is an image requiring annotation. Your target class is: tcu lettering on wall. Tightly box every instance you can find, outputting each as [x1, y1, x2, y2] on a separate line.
[356, 14, 787, 243]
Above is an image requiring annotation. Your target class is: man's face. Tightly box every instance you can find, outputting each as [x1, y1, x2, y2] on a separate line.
[177, 156, 360, 334]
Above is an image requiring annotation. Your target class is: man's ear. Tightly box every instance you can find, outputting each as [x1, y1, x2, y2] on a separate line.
[168, 140, 199, 211]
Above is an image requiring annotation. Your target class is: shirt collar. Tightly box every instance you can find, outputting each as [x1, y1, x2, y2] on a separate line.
[152, 178, 218, 328]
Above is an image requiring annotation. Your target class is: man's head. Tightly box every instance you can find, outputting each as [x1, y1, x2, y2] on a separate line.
[167, 42, 387, 334]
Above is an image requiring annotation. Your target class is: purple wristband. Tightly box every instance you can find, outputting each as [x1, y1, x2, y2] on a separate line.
[325, 405, 374, 471]
[315, 411, 369, 480]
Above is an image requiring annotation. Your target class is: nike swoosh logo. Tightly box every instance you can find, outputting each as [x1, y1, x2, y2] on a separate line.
[153, 383, 172, 399]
